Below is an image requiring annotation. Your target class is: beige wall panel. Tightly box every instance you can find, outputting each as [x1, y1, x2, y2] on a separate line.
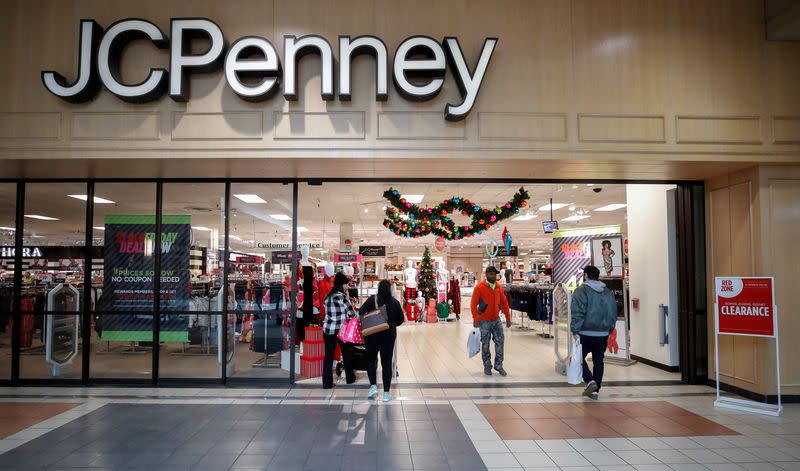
[172, 112, 263, 140]
[676, 116, 762, 144]
[773, 117, 800, 144]
[0, 112, 61, 140]
[72, 112, 160, 141]
[478, 113, 567, 141]
[578, 115, 665, 143]
[733, 335, 759, 385]
[274, 112, 365, 140]
[377, 112, 466, 140]
[768, 179, 800, 386]
[729, 182, 754, 275]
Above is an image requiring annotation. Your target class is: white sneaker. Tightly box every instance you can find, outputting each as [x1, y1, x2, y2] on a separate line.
[368, 385, 379, 399]
[382, 392, 391, 402]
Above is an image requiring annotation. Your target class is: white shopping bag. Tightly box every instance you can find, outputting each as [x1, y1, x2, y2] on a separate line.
[467, 328, 481, 358]
[566, 336, 583, 385]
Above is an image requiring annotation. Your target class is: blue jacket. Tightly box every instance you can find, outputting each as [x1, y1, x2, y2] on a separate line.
[570, 280, 617, 335]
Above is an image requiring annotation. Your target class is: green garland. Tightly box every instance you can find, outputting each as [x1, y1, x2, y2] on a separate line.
[382, 187, 530, 240]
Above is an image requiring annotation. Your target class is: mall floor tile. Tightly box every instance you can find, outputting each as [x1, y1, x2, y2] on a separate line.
[478, 401, 739, 440]
[0, 402, 80, 439]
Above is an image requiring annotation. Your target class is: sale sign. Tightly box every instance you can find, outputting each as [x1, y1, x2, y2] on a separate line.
[715, 277, 776, 337]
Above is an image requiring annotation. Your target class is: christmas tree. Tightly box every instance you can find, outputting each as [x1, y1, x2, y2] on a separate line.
[418, 247, 436, 302]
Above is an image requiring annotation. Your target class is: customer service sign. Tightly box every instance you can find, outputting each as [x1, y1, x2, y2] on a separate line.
[715, 277, 777, 337]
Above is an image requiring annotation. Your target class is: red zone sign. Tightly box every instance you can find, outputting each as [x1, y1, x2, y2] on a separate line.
[715, 277, 776, 338]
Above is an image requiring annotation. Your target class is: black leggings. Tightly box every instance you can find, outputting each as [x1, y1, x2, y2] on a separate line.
[323, 332, 354, 388]
[364, 330, 396, 392]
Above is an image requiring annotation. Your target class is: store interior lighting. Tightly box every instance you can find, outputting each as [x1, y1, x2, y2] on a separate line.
[595, 203, 628, 211]
[402, 194, 424, 204]
[25, 214, 59, 221]
[68, 194, 115, 204]
[270, 214, 291, 220]
[233, 194, 266, 204]
[538, 203, 568, 211]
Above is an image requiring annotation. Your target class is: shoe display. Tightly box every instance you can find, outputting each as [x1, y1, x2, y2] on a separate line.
[368, 385, 379, 398]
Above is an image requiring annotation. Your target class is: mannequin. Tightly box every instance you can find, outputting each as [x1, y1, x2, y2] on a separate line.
[436, 261, 450, 303]
[403, 261, 419, 311]
[317, 261, 335, 319]
[404, 261, 418, 289]
[298, 246, 314, 344]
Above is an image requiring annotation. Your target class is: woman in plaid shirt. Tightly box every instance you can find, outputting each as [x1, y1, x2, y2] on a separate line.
[322, 272, 357, 388]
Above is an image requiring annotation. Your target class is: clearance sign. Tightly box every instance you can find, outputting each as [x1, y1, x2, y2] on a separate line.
[713, 276, 782, 416]
[715, 277, 776, 337]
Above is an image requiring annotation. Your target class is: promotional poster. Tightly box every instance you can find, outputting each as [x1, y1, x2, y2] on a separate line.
[99, 215, 191, 343]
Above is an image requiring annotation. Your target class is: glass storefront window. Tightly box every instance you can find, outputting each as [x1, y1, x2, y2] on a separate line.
[226, 183, 294, 381]
[0, 184, 15, 381]
[90, 183, 156, 380]
[19, 183, 87, 380]
[158, 183, 225, 380]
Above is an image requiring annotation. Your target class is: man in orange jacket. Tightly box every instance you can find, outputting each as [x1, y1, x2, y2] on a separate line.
[471, 266, 512, 376]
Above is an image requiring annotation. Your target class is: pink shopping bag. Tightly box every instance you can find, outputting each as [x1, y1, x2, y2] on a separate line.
[337, 317, 364, 344]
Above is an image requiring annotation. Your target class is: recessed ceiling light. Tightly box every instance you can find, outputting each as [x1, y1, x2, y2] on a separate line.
[92, 226, 105, 231]
[562, 215, 591, 221]
[25, 214, 59, 221]
[234, 194, 266, 204]
[402, 194, 424, 204]
[68, 194, 115, 204]
[512, 214, 538, 221]
[594, 204, 628, 212]
[192, 226, 213, 231]
[270, 214, 291, 221]
[364, 208, 369, 213]
[538, 203, 568, 211]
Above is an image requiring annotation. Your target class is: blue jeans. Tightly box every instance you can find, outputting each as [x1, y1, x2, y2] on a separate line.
[479, 319, 504, 369]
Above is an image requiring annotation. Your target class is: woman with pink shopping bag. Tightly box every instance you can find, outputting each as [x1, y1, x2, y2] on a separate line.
[322, 272, 358, 388]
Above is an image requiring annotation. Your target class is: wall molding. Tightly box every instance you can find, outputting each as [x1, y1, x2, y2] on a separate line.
[478, 112, 567, 141]
[676, 115, 762, 145]
[577, 114, 666, 144]
[273, 111, 366, 140]
[172, 111, 264, 141]
[72, 111, 161, 141]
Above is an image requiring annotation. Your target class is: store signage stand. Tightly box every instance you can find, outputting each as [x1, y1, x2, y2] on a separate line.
[714, 276, 781, 417]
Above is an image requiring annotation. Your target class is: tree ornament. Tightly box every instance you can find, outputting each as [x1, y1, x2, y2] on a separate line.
[490, 215, 497, 222]
[521, 201, 527, 207]
[505, 203, 511, 209]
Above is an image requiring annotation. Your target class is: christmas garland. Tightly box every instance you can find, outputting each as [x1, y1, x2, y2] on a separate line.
[382, 187, 530, 240]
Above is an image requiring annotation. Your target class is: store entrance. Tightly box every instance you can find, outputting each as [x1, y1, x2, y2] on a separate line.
[288, 181, 699, 386]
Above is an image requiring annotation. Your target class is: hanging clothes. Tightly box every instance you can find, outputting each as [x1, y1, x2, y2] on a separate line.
[447, 277, 461, 318]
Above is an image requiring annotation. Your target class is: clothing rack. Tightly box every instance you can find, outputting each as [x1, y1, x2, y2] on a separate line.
[504, 283, 554, 337]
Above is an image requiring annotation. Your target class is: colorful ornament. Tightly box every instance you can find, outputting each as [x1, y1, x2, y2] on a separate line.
[490, 215, 497, 222]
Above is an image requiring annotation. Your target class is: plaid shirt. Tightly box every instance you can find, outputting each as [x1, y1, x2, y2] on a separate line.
[323, 291, 356, 335]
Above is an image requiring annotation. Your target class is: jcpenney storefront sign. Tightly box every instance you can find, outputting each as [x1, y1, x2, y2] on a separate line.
[43, 19, 497, 121]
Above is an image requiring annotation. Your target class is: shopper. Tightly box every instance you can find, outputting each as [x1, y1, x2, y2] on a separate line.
[322, 272, 357, 389]
[471, 266, 511, 376]
[359, 279, 404, 402]
[570, 265, 618, 400]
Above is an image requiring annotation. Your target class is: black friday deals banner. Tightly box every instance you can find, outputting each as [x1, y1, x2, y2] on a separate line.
[100, 214, 191, 343]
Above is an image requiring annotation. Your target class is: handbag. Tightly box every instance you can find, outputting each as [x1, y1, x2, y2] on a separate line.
[360, 296, 390, 337]
[338, 317, 364, 344]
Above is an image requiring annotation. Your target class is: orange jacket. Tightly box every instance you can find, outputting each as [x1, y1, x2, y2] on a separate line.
[470, 281, 510, 322]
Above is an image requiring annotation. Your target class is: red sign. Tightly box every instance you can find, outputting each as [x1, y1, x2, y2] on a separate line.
[435, 237, 446, 252]
[334, 253, 362, 263]
[715, 277, 776, 337]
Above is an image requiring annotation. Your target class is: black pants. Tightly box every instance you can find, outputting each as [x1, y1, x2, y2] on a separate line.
[323, 332, 355, 388]
[364, 330, 396, 392]
[580, 335, 609, 391]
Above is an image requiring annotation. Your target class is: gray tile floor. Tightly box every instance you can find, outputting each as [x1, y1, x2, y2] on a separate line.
[0, 403, 486, 471]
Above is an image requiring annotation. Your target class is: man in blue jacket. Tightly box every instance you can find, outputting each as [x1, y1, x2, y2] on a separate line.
[570, 265, 618, 400]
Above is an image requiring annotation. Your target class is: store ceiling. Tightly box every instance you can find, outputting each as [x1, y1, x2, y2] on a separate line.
[0, 182, 632, 257]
